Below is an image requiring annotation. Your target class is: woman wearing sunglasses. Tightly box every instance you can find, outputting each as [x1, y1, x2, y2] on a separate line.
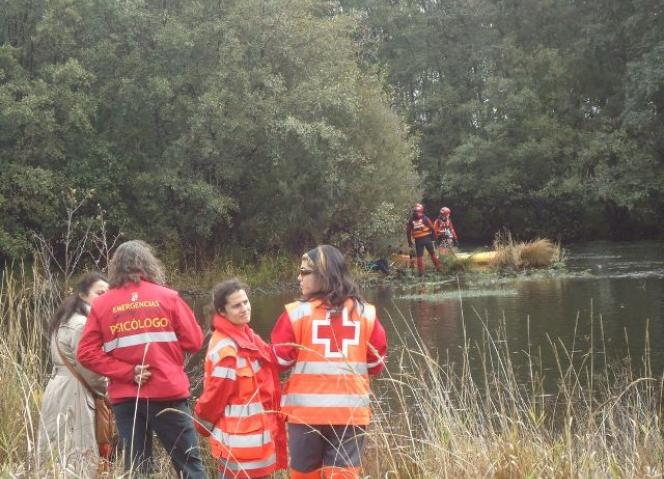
[271, 245, 388, 479]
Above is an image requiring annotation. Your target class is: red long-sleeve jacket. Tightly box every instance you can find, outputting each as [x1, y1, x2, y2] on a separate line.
[77, 280, 204, 403]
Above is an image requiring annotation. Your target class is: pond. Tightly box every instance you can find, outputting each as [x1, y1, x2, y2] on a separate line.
[190, 240, 664, 386]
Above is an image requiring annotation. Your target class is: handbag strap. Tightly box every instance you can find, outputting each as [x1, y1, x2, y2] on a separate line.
[55, 331, 100, 399]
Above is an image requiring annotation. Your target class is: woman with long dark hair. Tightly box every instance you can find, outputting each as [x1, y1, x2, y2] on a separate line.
[194, 278, 287, 478]
[271, 245, 388, 479]
[37, 272, 109, 476]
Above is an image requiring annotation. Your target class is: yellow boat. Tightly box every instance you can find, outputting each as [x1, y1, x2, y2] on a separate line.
[393, 250, 498, 268]
[452, 251, 497, 265]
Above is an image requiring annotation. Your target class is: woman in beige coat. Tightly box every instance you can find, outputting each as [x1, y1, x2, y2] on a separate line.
[37, 272, 109, 477]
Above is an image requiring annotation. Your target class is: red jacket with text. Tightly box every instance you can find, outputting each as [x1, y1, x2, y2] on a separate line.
[77, 280, 204, 404]
[271, 299, 387, 426]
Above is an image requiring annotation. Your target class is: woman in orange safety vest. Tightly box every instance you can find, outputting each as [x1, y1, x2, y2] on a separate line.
[195, 279, 287, 479]
[271, 245, 388, 479]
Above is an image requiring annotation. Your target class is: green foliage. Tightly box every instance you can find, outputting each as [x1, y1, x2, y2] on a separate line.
[0, 0, 419, 266]
[343, 0, 664, 241]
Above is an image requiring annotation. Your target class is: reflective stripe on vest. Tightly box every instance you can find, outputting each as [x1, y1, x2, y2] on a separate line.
[103, 331, 178, 352]
[225, 402, 264, 418]
[292, 361, 368, 376]
[208, 337, 237, 364]
[281, 393, 370, 408]
[219, 453, 277, 472]
[237, 357, 261, 373]
[212, 429, 272, 449]
[211, 366, 236, 380]
[286, 302, 312, 323]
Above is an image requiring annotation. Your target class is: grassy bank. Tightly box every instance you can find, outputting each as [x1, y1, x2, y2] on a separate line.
[168, 252, 301, 295]
[1, 268, 662, 477]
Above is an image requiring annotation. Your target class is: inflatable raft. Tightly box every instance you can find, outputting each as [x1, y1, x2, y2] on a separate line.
[393, 250, 498, 268]
[452, 251, 497, 265]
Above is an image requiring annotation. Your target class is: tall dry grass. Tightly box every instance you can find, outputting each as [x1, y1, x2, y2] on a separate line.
[365, 306, 663, 478]
[0, 265, 56, 475]
[492, 232, 563, 269]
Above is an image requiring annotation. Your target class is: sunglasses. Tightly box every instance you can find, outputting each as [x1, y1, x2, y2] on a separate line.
[298, 269, 314, 276]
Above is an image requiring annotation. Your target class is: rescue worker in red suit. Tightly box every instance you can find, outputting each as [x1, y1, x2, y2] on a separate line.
[271, 245, 388, 479]
[77, 240, 207, 479]
[406, 203, 441, 275]
[194, 279, 287, 478]
[433, 206, 459, 254]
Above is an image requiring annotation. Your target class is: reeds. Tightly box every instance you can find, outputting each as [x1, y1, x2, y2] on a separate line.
[492, 232, 563, 269]
[363, 306, 664, 478]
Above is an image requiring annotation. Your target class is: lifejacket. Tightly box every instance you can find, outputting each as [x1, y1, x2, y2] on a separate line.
[434, 217, 457, 242]
[409, 217, 434, 239]
[204, 332, 278, 478]
[280, 299, 376, 426]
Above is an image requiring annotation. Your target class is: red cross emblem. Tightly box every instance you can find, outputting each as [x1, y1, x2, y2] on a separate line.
[312, 308, 360, 358]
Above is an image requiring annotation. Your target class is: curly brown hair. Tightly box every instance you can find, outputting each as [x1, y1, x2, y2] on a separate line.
[108, 240, 165, 287]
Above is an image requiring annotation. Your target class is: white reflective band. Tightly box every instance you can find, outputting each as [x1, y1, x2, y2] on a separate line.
[236, 357, 261, 373]
[212, 429, 272, 448]
[288, 302, 311, 323]
[219, 453, 277, 472]
[251, 359, 261, 373]
[224, 402, 264, 418]
[363, 304, 376, 321]
[208, 337, 237, 364]
[281, 393, 370, 408]
[367, 356, 385, 368]
[211, 366, 236, 380]
[103, 331, 177, 352]
[292, 361, 368, 376]
[275, 354, 295, 367]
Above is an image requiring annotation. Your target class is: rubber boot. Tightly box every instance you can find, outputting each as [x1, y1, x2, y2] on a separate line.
[321, 466, 360, 479]
[290, 468, 322, 479]
[431, 253, 442, 271]
[416, 257, 425, 276]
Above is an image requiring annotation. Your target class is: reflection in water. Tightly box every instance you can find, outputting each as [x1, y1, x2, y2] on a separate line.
[409, 294, 460, 357]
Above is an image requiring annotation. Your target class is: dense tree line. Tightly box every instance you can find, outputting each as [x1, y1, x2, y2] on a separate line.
[342, 0, 664, 241]
[0, 0, 418, 266]
[2, 0, 663, 268]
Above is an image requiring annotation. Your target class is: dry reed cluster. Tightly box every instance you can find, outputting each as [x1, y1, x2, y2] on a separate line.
[1, 267, 662, 478]
[491, 233, 563, 269]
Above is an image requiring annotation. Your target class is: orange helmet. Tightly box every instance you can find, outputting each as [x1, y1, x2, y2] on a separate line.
[440, 207, 451, 216]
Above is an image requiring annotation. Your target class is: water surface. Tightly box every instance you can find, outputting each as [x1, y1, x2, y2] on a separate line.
[193, 241, 664, 384]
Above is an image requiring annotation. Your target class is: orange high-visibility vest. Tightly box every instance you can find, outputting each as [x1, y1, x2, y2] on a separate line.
[280, 299, 377, 426]
[204, 333, 278, 478]
[410, 218, 434, 239]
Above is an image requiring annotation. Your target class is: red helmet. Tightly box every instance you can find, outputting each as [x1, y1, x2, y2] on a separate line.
[414, 203, 424, 212]
[440, 207, 451, 216]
